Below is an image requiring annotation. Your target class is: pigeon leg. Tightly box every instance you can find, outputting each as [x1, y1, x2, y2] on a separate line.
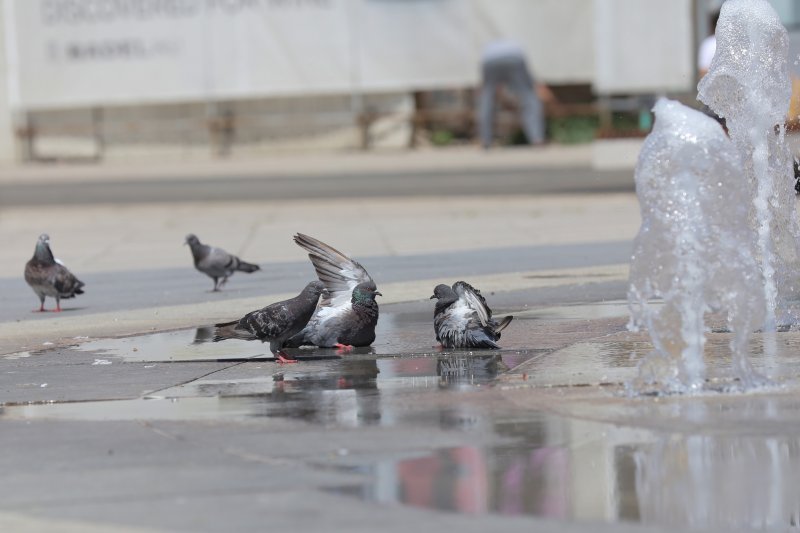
[219, 275, 229, 288]
[55, 297, 62, 313]
[275, 351, 298, 364]
[211, 278, 220, 292]
[334, 343, 354, 354]
[34, 295, 46, 312]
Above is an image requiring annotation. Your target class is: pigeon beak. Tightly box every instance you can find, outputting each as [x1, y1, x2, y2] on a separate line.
[374, 291, 382, 297]
[429, 295, 436, 299]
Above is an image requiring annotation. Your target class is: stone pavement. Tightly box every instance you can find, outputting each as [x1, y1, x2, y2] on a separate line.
[3, 147, 746, 533]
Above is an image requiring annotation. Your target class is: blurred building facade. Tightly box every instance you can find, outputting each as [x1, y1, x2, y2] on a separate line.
[0, 0, 717, 163]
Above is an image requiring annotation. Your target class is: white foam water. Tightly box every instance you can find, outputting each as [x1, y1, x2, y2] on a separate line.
[698, 0, 800, 328]
[628, 99, 765, 393]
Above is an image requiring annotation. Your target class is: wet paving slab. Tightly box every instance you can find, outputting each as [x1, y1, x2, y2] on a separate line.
[329, 400, 800, 529]
[0, 296, 558, 407]
[505, 329, 800, 391]
[5, 296, 800, 531]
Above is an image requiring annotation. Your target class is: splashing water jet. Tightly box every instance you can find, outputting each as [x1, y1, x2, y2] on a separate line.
[698, 0, 800, 328]
[628, 0, 800, 394]
[628, 100, 765, 394]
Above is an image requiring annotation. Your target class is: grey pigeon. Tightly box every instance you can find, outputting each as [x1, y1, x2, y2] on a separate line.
[24, 234, 85, 312]
[285, 233, 381, 350]
[430, 281, 513, 349]
[213, 281, 325, 363]
[185, 234, 260, 291]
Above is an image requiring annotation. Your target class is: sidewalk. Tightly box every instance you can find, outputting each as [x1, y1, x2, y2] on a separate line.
[0, 144, 632, 185]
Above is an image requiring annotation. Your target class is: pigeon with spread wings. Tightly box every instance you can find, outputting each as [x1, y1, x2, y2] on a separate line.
[285, 233, 381, 350]
[430, 281, 513, 349]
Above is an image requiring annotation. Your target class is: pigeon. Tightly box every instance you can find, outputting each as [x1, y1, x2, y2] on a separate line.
[185, 234, 260, 291]
[285, 233, 381, 350]
[213, 281, 325, 363]
[24, 234, 85, 312]
[430, 281, 513, 349]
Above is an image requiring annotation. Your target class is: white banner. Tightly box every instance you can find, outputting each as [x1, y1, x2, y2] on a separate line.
[8, 0, 488, 109]
[593, 0, 694, 94]
[4, 0, 686, 109]
[9, 0, 357, 108]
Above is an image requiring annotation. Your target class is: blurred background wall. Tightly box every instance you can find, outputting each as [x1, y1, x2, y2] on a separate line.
[0, 0, 745, 163]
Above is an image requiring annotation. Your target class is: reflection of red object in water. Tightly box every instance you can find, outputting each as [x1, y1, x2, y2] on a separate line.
[500, 458, 526, 514]
[451, 447, 488, 513]
[395, 445, 569, 518]
[397, 456, 438, 508]
[530, 448, 568, 517]
[397, 446, 488, 514]
[500, 447, 569, 518]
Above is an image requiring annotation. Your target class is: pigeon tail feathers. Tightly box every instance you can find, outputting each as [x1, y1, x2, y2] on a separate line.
[235, 260, 260, 273]
[213, 320, 258, 342]
[494, 315, 513, 333]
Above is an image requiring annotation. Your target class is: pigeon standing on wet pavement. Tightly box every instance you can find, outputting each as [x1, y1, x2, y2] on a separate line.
[285, 233, 381, 351]
[213, 281, 325, 363]
[430, 281, 513, 349]
[185, 234, 260, 291]
[24, 233, 85, 312]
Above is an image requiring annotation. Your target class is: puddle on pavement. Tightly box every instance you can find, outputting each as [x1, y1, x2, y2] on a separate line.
[4, 299, 800, 529]
[55, 305, 552, 363]
[513, 299, 635, 321]
[0, 350, 539, 423]
[339, 411, 800, 530]
[0, 302, 583, 423]
[0, 300, 631, 365]
[517, 334, 800, 389]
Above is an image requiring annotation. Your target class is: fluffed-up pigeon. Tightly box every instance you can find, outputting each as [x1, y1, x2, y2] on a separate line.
[185, 234, 260, 291]
[430, 281, 513, 349]
[285, 233, 381, 350]
[213, 281, 325, 363]
[24, 234, 85, 312]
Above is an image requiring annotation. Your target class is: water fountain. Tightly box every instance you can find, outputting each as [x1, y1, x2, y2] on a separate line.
[628, 0, 800, 393]
[628, 99, 765, 393]
[697, 0, 800, 329]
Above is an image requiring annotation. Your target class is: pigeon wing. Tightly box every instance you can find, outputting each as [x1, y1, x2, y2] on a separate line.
[294, 233, 373, 308]
[239, 301, 297, 340]
[435, 298, 500, 349]
[453, 281, 491, 327]
[52, 264, 84, 297]
[215, 285, 320, 343]
[198, 246, 236, 275]
[462, 327, 501, 349]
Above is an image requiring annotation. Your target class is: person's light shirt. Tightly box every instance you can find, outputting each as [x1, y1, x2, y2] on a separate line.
[698, 35, 716, 71]
[482, 39, 525, 62]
